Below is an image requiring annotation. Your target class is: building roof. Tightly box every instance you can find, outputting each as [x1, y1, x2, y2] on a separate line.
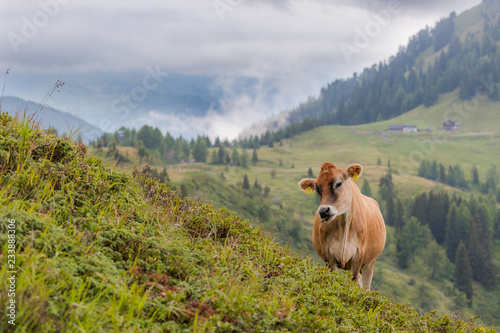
[443, 119, 459, 126]
[387, 124, 417, 130]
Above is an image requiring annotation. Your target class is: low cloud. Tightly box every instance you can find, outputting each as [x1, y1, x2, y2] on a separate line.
[0, 0, 481, 140]
[336, 0, 478, 15]
[135, 73, 319, 140]
[1, 0, 479, 77]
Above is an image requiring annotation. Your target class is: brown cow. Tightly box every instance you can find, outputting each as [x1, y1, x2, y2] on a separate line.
[299, 162, 386, 290]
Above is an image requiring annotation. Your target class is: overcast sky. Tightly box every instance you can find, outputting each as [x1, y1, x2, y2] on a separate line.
[0, 0, 482, 139]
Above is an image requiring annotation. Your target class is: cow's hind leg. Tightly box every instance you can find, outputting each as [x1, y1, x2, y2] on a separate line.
[361, 261, 375, 291]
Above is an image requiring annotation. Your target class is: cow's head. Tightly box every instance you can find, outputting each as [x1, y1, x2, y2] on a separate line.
[299, 162, 362, 223]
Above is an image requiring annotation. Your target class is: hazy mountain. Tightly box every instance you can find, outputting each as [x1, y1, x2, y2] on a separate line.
[4, 71, 269, 139]
[0, 96, 102, 143]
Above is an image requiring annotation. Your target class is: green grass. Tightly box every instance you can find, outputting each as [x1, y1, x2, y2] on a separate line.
[2, 113, 495, 331]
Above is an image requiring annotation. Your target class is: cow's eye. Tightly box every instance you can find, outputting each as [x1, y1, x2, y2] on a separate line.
[315, 187, 322, 197]
[335, 182, 342, 189]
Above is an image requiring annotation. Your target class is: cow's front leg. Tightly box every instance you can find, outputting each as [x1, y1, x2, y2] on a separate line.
[325, 258, 338, 272]
[350, 253, 364, 288]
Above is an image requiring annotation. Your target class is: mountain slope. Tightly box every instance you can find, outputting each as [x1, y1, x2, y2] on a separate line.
[0, 108, 493, 331]
[5, 71, 262, 139]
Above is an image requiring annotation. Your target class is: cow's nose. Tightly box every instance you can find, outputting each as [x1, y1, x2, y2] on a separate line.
[318, 206, 331, 220]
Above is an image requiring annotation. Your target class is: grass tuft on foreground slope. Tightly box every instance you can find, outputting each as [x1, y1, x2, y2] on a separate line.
[0, 112, 493, 332]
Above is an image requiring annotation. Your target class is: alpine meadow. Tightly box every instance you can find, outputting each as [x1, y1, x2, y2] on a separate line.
[2, 0, 500, 332]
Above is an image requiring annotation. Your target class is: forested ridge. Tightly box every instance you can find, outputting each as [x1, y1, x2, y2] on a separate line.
[253, 0, 500, 141]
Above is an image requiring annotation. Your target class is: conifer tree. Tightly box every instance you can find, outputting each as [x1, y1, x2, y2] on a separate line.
[218, 146, 226, 164]
[211, 150, 218, 164]
[454, 241, 473, 306]
[466, 222, 488, 286]
[386, 190, 395, 226]
[379, 170, 394, 195]
[308, 167, 314, 178]
[180, 184, 188, 198]
[418, 160, 430, 178]
[426, 240, 448, 280]
[411, 192, 428, 225]
[427, 192, 449, 244]
[252, 149, 258, 166]
[456, 204, 472, 247]
[263, 186, 270, 197]
[438, 164, 446, 183]
[396, 217, 431, 268]
[361, 179, 372, 197]
[240, 149, 249, 168]
[160, 168, 170, 184]
[431, 160, 438, 180]
[192, 139, 208, 162]
[483, 164, 499, 194]
[231, 148, 240, 166]
[468, 205, 496, 288]
[214, 137, 220, 147]
[445, 203, 459, 262]
[106, 140, 118, 158]
[447, 165, 456, 186]
[472, 165, 479, 186]
[395, 199, 404, 235]
[242, 174, 250, 190]
[253, 179, 262, 193]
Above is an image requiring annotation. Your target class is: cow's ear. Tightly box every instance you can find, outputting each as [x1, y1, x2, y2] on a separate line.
[347, 164, 363, 181]
[299, 178, 316, 194]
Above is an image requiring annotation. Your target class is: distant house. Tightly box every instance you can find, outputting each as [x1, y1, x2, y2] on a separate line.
[387, 124, 418, 133]
[443, 119, 459, 131]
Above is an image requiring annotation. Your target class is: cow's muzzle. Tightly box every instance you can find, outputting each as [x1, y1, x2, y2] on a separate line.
[318, 206, 333, 222]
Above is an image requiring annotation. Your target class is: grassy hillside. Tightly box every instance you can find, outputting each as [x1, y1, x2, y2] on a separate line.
[359, 89, 500, 135]
[3, 115, 495, 331]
